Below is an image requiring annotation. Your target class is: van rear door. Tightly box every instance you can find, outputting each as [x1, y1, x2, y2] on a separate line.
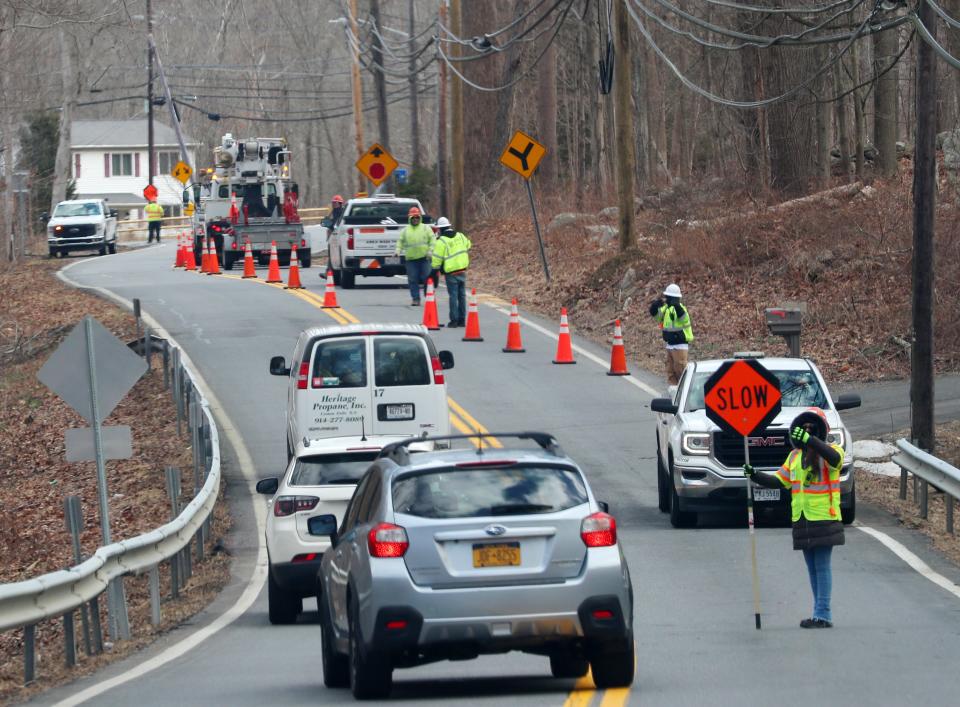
[298, 336, 372, 439]
[371, 336, 444, 438]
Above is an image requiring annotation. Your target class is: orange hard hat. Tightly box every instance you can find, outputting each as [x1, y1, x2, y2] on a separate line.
[408, 207, 421, 218]
[332, 194, 344, 205]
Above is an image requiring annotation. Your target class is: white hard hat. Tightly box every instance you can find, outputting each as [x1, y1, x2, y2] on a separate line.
[663, 283, 682, 298]
[436, 216, 451, 229]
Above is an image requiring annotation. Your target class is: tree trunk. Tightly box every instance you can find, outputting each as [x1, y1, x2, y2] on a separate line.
[873, 28, 899, 176]
[51, 28, 78, 209]
[536, 41, 558, 185]
[851, 44, 865, 179]
[613, 0, 635, 250]
[834, 63, 852, 181]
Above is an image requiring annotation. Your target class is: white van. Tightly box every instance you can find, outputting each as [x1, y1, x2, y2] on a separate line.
[270, 323, 454, 458]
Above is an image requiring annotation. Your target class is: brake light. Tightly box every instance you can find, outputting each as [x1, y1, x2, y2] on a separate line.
[273, 496, 319, 517]
[431, 356, 445, 384]
[347, 233, 354, 250]
[592, 609, 614, 620]
[367, 522, 408, 557]
[297, 361, 309, 389]
[581, 512, 617, 547]
[292, 552, 320, 563]
[300, 238, 306, 248]
[385, 620, 408, 630]
[211, 224, 222, 233]
[231, 240, 238, 250]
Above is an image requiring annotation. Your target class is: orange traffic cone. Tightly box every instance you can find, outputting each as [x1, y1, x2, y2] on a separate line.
[285, 244, 304, 289]
[502, 298, 526, 353]
[200, 238, 210, 273]
[229, 192, 239, 225]
[241, 240, 257, 278]
[207, 239, 221, 275]
[607, 319, 629, 376]
[462, 289, 483, 342]
[184, 237, 197, 271]
[422, 278, 441, 330]
[174, 232, 185, 268]
[321, 269, 340, 308]
[552, 307, 576, 364]
[265, 241, 282, 283]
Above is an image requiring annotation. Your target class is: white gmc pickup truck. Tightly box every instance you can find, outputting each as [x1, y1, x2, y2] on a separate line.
[47, 199, 118, 257]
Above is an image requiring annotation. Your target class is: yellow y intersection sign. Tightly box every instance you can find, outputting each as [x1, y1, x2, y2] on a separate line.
[499, 130, 546, 180]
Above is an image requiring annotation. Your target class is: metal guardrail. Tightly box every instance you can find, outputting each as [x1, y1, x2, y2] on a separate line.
[0, 337, 220, 683]
[892, 438, 960, 533]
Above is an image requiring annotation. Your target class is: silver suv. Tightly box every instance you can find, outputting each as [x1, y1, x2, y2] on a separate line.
[310, 433, 635, 699]
[651, 355, 861, 528]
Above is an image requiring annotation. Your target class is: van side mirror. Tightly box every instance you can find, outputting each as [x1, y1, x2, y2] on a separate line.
[307, 514, 338, 542]
[270, 356, 290, 376]
[834, 393, 861, 411]
[256, 477, 279, 495]
[438, 350, 454, 370]
[597, 501, 610, 513]
[650, 398, 678, 415]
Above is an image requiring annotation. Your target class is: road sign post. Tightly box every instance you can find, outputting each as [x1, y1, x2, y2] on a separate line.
[499, 130, 550, 282]
[703, 358, 783, 630]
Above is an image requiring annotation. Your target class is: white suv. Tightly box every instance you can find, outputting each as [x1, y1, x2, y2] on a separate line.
[325, 194, 431, 288]
[651, 355, 861, 528]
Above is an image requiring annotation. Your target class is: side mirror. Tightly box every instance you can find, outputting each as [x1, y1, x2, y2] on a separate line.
[834, 393, 862, 411]
[321, 218, 332, 228]
[307, 514, 338, 542]
[650, 398, 678, 415]
[438, 350, 454, 370]
[270, 355, 290, 376]
[597, 500, 610, 514]
[256, 477, 279, 495]
[110, 210, 119, 218]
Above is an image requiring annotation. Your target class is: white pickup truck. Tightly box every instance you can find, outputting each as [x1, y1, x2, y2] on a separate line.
[46, 199, 118, 257]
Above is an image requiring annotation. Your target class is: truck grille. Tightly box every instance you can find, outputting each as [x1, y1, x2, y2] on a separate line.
[713, 429, 791, 468]
[59, 225, 97, 239]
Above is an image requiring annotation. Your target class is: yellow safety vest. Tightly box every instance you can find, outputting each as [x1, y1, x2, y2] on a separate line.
[774, 445, 845, 521]
[145, 202, 164, 222]
[396, 221, 435, 261]
[431, 232, 471, 273]
[656, 303, 693, 344]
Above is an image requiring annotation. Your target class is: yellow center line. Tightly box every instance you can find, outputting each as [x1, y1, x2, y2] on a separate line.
[563, 670, 597, 707]
[447, 397, 503, 448]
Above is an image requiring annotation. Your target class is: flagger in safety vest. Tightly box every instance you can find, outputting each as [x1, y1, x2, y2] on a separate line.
[649, 283, 693, 385]
[430, 217, 472, 328]
[145, 199, 164, 243]
[395, 206, 435, 306]
[745, 407, 845, 628]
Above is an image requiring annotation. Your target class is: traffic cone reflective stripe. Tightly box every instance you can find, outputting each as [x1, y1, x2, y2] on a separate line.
[422, 278, 441, 330]
[553, 307, 576, 364]
[174, 232, 185, 268]
[241, 241, 257, 278]
[321, 269, 340, 308]
[183, 237, 197, 271]
[229, 193, 239, 225]
[462, 289, 483, 341]
[285, 244, 304, 289]
[265, 241, 283, 283]
[200, 238, 210, 273]
[607, 319, 629, 376]
[502, 298, 526, 353]
[207, 239, 221, 275]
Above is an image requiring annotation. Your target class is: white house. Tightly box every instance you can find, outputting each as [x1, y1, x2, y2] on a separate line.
[71, 120, 200, 219]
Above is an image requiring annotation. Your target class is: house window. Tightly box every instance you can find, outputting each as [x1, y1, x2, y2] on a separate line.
[157, 152, 181, 175]
[111, 153, 134, 176]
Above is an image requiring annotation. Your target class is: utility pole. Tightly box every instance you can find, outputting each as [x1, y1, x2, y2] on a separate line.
[408, 0, 421, 168]
[612, 0, 635, 251]
[370, 0, 391, 191]
[349, 0, 366, 193]
[911, 0, 937, 453]
[147, 0, 155, 185]
[450, 0, 464, 226]
[437, 0, 449, 215]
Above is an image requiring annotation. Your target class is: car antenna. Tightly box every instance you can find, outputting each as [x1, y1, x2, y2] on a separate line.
[360, 415, 367, 442]
[476, 427, 483, 456]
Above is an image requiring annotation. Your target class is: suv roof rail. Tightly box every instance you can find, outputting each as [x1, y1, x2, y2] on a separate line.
[378, 431, 564, 464]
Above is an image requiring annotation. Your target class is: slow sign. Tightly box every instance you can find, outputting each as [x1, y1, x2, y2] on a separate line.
[703, 358, 782, 438]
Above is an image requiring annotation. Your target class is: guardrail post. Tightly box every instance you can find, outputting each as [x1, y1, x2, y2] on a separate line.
[166, 466, 182, 598]
[899, 466, 908, 500]
[173, 348, 183, 437]
[143, 325, 153, 370]
[947, 495, 954, 534]
[133, 298, 141, 342]
[111, 578, 131, 641]
[23, 624, 35, 685]
[920, 479, 929, 519]
[89, 595, 104, 654]
[162, 341, 170, 390]
[63, 495, 94, 655]
[63, 611, 76, 668]
[149, 565, 161, 625]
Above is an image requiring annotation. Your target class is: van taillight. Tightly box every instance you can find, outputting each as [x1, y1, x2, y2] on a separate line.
[347, 232, 354, 250]
[297, 362, 309, 389]
[431, 356, 444, 384]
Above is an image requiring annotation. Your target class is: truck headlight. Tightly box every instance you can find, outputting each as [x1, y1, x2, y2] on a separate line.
[682, 432, 711, 455]
[96, 223, 105, 234]
[827, 429, 845, 449]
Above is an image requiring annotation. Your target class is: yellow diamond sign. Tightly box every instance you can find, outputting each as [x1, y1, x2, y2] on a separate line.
[172, 161, 192, 185]
[355, 143, 398, 187]
[184, 202, 195, 216]
[499, 131, 546, 180]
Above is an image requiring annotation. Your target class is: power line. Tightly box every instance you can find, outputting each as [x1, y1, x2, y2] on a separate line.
[910, 9, 960, 68]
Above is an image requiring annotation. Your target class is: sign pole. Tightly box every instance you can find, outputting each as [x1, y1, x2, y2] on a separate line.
[525, 179, 550, 283]
[744, 436, 762, 630]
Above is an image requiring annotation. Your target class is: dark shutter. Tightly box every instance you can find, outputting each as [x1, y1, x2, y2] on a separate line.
[74, 154, 81, 178]
[135, 152, 140, 177]
[104, 153, 110, 177]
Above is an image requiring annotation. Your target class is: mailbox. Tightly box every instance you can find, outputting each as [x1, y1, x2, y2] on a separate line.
[765, 308, 802, 356]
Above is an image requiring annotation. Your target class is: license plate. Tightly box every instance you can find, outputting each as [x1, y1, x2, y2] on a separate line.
[472, 542, 521, 568]
[754, 488, 780, 502]
[384, 403, 414, 420]
[385, 256, 400, 265]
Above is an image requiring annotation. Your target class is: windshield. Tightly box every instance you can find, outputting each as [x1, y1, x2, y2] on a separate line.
[685, 368, 828, 412]
[344, 203, 430, 225]
[392, 464, 588, 519]
[290, 452, 379, 486]
[54, 203, 101, 217]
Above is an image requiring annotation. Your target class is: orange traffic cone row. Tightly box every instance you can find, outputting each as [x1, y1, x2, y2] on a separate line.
[607, 319, 629, 376]
[422, 278, 441, 330]
[462, 289, 483, 341]
[183, 237, 197, 271]
[174, 232, 184, 268]
[265, 241, 283, 283]
[502, 298, 526, 353]
[321, 268, 339, 308]
[241, 240, 257, 278]
[285, 244, 304, 289]
[207, 239, 221, 275]
[200, 237, 210, 273]
[553, 307, 576, 364]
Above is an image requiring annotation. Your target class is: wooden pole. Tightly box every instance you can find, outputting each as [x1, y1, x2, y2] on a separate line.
[437, 0, 449, 215]
[450, 0, 465, 226]
[349, 0, 366, 193]
[408, 0, 421, 168]
[613, 0, 636, 250]
[370, 0, 391, 192]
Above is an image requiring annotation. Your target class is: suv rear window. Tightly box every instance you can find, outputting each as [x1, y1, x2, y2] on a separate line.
[344, 203, 429, 224]
[392, 465, 588, 519]
[311, 339, 367, 388]
[685, 368, 828, 411]
[290, 452, 379, 485]
[374, 338, 430, 387]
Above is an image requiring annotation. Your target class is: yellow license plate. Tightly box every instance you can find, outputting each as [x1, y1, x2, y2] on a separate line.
[472, 542, 521, 568]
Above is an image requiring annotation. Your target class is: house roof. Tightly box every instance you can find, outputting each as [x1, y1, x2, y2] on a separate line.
[72, 120, 197, 149]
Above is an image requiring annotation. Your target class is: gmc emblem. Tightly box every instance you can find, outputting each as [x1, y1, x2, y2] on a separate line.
[747, 436, 785, 447]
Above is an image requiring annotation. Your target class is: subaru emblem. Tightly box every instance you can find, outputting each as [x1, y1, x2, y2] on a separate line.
[484, 524, 507, 536]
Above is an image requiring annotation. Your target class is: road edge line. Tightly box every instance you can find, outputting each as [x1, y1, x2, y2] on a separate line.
[856, 523, 960, 600]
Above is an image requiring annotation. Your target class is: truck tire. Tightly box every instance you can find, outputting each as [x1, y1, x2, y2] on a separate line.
[669, 464, 697, 528]
[268, 570, 301, 625]
[327, 248, 341, 285]
[300, 250, 311, 269]
[341, 270, 355, 289]
[589, 640, 635, 688]
[48, 247, 58, 259]
[657, 452, 670, 513]
[108, 241, 117, 255]
[842, 486, 856, 525]
[98, 243, 107, 256]
[223, 252, 235, 270]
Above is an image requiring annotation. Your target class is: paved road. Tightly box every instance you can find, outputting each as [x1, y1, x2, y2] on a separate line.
[33, 245, 960, 706]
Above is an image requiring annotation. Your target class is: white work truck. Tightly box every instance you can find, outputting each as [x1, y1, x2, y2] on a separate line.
[46, 199, 118, 257]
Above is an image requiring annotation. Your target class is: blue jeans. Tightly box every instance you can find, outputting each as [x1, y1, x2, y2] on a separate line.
[802, 546, 833, 622]
[404, 258, 430, 302]
[445, 273, 466, 323]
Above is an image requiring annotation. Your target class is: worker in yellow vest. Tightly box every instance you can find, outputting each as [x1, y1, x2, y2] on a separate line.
[145, 199, 164, 243]
[744, 407, 845, 628]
